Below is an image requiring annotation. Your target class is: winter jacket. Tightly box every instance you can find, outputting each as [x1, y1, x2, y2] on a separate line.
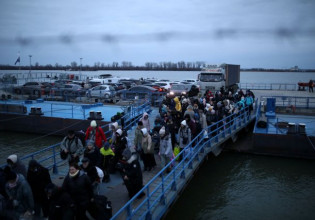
[159, 134, 173, 158]
[140, 112, 150, 131]
[85, 126, 107, 149]
[62, 170, 93, 207]
[125, 154, 143, 188]
[5, 174, 34, 214]
[60, 136, 84, 157]
[83, 146, 102, 167]
[178, 126, 191, 149]
[27, 160, 52, 204]
[47, 187, 75, 220]
[141, 131, 153, 154]
[174, 97, 182, 112]
[7, 155, 27, 178]
[134, 126, 143, 151]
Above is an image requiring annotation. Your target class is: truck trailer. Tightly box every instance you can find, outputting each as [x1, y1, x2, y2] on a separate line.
[197, 64, 240, 94]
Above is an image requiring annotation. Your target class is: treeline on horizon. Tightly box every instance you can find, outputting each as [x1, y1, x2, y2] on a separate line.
[0, 61, 314, 72]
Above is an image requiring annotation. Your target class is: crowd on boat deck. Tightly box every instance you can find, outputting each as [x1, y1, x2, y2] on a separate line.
[0, 87, 255, 219]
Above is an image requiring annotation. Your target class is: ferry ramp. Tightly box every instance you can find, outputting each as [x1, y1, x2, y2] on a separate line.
[111, 105, 256, 220]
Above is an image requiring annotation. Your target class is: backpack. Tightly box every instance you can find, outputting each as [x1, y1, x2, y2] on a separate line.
[75, 130, 86, 146]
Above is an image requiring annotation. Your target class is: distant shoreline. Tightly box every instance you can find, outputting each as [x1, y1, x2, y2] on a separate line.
[0, 67, 314, 72]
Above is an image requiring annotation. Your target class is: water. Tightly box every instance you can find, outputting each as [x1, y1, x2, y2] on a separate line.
[1, 70, 315, 85]
[1, 70, 315, 218]
[165, 134, 315, 220]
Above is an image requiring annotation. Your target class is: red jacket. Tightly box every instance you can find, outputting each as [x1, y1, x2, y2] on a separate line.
[85, 126, 107, 148]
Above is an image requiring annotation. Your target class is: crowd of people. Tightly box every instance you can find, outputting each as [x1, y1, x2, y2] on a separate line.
[0, 87, 255, 219]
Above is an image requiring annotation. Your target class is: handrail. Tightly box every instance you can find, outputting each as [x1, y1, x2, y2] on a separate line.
[0, 101, 151, 171]
[111, 103, 256, 220]
[239, 83, 297, 91]
[260, 96, 315, 109]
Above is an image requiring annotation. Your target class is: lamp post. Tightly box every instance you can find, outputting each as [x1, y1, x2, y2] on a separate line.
[28, 55, 32, 81]
[80, 58, 83, 81]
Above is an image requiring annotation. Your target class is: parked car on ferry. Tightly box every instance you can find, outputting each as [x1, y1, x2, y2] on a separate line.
[154, 82, 172, 91]
[51, 84, 86, 97]
[168, 84, 200, 98]
[116, 85, 163, 100]
[142, 83, 167, 92]
[86, 85, 116, 99]
[14, 82, 53, 96]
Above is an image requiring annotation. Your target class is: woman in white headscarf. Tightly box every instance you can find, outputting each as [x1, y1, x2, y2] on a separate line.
[141, 128, 156, 171]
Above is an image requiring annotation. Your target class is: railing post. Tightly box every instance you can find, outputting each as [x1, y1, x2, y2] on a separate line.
[52, 146, 58, 174]
[160, 174, 166, 205]
[171, 168, 177, 191]
[146, 187, 152, 220]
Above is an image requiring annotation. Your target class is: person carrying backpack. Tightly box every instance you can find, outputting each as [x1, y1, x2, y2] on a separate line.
[85, 120, 107, 149]
[60, 130, 84, 164]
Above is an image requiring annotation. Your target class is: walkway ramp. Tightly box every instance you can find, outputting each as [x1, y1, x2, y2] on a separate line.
[111, 107, 256, 220]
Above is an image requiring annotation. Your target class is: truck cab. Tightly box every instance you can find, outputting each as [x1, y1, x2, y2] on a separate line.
[197, 64, 240, 94]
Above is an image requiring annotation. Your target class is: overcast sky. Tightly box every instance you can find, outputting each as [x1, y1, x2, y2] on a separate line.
[0, 0, 314, 69]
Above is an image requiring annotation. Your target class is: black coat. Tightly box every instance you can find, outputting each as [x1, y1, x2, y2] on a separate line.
[84, 147, 101, 167]
[62, 171, 93, 207]
[48, 187, 75, 220]
[27, 163, 52, 203]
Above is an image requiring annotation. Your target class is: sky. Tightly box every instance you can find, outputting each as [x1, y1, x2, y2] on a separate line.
[0, 0, 315, 69]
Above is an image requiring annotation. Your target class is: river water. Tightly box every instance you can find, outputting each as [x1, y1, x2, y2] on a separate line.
[1, 70, 315, 218]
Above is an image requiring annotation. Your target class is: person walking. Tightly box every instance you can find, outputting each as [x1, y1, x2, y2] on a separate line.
[5, 171, 35, 220]
[119, 148, 144, 199]
[140, 112, 150, 132]
[178, 120, 191, 161]
[27, 159, 52, 218]
[85, 120, 107, 149]
[6, 154, 27, 178]
[60, 130, 84, 164]
[62, 163, 94, 220]
[141, 128, 156, 171]
[159, 126, 173, 173]
[134, 121, 144, 158]
[309, 79, 314, 93]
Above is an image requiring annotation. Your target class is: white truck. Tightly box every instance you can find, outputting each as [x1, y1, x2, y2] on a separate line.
[197, 64, 240, 94]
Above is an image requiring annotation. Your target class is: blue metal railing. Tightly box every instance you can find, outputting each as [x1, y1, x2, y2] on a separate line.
[0, 101, 151, 171]
[260, 96, 315, 109]
[111, 104, 256, 220]
[239, 83, 297, 91]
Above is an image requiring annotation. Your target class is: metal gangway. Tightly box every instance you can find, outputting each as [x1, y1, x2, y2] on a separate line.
[0, 101, 151, 171]
[111, 104, 256, 220]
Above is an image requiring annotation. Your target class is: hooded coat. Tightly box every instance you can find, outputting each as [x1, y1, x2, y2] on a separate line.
[140, 112, 150, 132]
[174, 97, 182, 112]
[5, 174, 34, 215]
[27, 160, 52, 216]
[141, 128, 153, 154]
[124, 154, 143, 194]
[159, 131, 173, 158]
[7, 155, 27, 178]
[178, 124, 191, 149]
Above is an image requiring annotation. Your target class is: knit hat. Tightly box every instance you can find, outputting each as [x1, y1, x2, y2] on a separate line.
[7, 154, 17, 164]
[122, 148, 132, 160]
[159, 126, 166, 135]
[181, 120, 187, 126]
[116, 128, 123, 136]
[86, 140, 95, 147]
[187, 105, 193, 110]
[90, 120, 97, 128]
[82, 157, 90, 163]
